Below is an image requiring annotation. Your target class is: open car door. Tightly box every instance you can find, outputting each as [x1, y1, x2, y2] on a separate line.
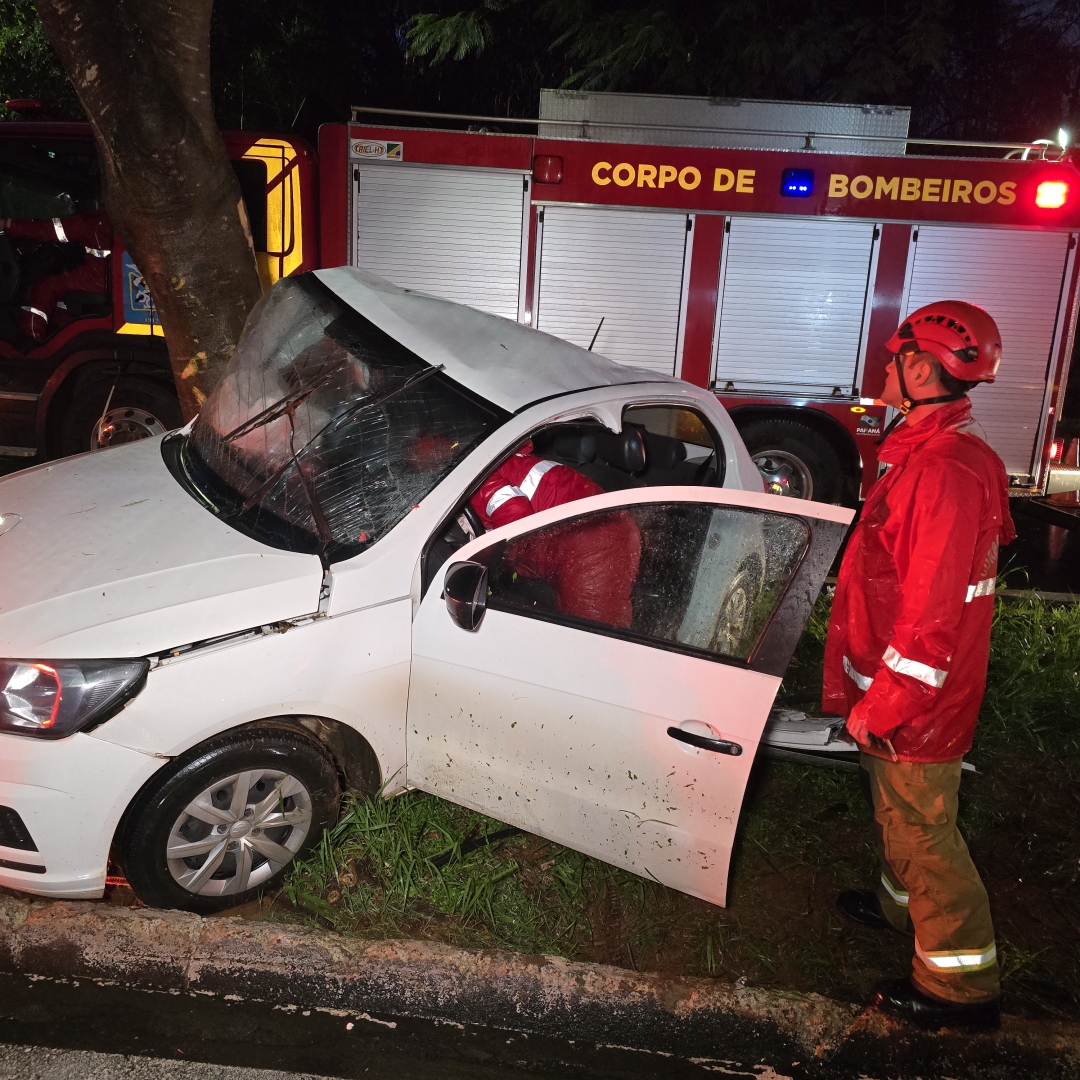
[407, 488, 853, 906]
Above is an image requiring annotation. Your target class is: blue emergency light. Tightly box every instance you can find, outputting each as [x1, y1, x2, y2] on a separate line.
[781, 168, 814, 197]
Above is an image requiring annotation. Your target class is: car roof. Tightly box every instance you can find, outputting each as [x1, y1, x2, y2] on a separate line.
[315, 267, 678, 414]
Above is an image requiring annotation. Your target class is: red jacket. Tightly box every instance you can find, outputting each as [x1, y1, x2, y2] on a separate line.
[469, 441, 603, 529]
[470, 443, 640, 628]
[822, 399, 1015, 762]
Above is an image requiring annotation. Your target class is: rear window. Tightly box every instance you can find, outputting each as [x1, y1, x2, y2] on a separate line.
[179, 274, 508, 562]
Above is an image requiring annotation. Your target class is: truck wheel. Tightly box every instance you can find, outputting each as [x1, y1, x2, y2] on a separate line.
[737, 418, 846, 503]
[58, 375, 182, 458]
[120, 726, 341, 914]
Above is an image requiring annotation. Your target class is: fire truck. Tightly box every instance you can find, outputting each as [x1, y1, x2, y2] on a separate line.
[0, 118, 316, 459]
[2, 93, 1079, 505]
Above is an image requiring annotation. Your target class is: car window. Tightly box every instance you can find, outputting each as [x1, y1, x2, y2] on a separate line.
[0, 138, 101, 220]
[485, 501, 809, 662]
[175, 274, 509, 561]
[623, 404, 724, 487]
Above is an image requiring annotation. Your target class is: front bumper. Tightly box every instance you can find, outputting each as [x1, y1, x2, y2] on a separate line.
[0, 729, 163, 898]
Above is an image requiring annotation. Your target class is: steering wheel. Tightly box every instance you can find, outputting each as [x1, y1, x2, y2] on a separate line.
[461, 502, 486, 538]
[0, 235, 21, 306]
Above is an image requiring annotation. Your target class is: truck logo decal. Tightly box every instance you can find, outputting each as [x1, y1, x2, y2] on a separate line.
[351, 141, 403, 161]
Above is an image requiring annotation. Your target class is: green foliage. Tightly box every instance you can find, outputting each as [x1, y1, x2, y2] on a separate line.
[978, 592, 1080, 757]
[281, 785, 677, 958]
[406, 1, 521, 65]
[0, 0, 79, 118]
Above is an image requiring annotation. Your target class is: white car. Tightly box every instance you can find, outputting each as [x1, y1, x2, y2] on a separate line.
[0, 269, 852, 912]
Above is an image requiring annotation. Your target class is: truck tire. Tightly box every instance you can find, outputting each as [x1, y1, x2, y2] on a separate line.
[737, 418, 847, 504]
[58, 375, 182, 458]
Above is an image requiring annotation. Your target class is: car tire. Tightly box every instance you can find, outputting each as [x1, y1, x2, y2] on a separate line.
[58, 375, 182, 458]
[120, 726, 341, 914]
[737, 418, 848, 504]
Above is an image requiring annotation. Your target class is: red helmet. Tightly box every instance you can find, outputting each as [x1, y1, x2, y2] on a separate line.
[885, 300, 1002, 382]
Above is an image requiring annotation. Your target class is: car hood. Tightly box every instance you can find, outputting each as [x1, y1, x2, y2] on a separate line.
[0, 438, 323, 658]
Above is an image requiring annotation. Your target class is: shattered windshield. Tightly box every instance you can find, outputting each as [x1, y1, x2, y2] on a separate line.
[179, 274, 508, 562]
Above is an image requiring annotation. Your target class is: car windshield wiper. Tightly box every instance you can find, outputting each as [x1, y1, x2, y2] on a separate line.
[237, 364, 446, 551]
[222, 356, 351, 443]
[327, 363, 445, 433]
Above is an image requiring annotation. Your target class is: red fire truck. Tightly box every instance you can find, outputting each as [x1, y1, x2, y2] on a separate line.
[0, 121, 317, 458]
[3, 104, 1079, 505]
[325, 115, 1080, 504]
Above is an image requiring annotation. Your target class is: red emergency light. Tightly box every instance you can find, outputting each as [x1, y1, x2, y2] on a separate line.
[1035, 181, 1069, 208]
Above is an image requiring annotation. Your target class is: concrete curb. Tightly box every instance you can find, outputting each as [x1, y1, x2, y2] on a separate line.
[1, 892, 1077, 1075]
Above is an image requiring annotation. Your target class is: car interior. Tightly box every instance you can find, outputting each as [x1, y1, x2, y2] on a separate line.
[422, 402, 726, 595]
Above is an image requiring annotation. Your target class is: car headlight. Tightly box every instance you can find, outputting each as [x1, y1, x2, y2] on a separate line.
[0, 658, 148, 739]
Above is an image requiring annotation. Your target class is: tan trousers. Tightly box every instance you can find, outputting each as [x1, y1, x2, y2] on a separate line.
[863, 753, 1000, 1004]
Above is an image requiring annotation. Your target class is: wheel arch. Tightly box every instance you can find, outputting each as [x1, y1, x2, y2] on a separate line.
[727, 404, 863, 502]
[39, 340, 174, 456]
[111, 715, 383, 867]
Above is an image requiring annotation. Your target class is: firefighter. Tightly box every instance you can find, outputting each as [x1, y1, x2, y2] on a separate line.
[0, 206, 111, 342]
[470, 440, 640, 627]
[824, 300, 1015, 1029]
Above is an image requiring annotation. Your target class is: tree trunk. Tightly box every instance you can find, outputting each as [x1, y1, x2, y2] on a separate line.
[34, 0, 263, 420]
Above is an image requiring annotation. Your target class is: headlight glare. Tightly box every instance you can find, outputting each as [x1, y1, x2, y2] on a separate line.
[0, 658, 148, 739]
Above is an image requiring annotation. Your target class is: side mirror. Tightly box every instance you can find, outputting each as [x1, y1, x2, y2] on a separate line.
[444, 561, 489, 631]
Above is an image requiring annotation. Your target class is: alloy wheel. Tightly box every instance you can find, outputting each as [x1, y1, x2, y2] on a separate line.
[753, 450, 814, 500]
[92, 406, 168, 449]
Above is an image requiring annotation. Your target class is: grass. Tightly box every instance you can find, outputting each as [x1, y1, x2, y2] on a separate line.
[272, 589, 1080, 1018]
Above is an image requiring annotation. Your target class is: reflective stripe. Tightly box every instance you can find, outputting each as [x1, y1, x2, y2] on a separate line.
[880, 873, 909, 907]
[916, 939, 998, 971]
[85, 246, 111, 258]
[20, 306, 47, 322]
[882, 645, 948, 689]
[486, 484, 526, 517]
[519, 459, 558, 500]
[965, 577, 996, 602]
[843, 656, 873, 691]
[52, 217, 68, 243]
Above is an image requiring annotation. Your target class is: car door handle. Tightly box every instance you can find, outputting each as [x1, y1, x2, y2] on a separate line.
[667, 725, 743, 756]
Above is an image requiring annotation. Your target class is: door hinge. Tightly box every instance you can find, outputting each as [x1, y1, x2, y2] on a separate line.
[523, 177, 529, 192]
[873, 225, 880, 240]
[724, 219, 731, 233]
[1070, 235, 1077, 250]
[537, 208, 545, 223]
[686, 217, 693, 232]
[353, 167, 360, 184]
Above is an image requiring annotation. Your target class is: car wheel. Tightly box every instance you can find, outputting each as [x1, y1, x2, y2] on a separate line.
[120, 727, 341, 913]
[58, 375, 182, 458]
[736, 418, 848, 504]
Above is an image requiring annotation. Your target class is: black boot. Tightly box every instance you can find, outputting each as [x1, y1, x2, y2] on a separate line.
[837, 889, 903, 931]
[872, 978, 1000, 1030]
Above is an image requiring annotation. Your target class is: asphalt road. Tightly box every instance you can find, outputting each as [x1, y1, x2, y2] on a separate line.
[0, 974, 795, 1080]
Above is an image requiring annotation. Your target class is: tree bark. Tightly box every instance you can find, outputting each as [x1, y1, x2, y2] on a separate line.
[34, 0, 263, 420]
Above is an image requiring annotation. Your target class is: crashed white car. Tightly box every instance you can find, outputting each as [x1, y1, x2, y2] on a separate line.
[0, 269, 852, 912]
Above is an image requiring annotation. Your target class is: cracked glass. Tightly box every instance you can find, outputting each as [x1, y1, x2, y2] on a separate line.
[180, 274, 508, 561]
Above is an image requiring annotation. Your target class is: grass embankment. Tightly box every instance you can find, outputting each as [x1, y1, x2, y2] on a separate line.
[278, 592, 1080, 1019]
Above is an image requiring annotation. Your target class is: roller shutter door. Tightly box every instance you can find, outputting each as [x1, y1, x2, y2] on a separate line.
[535, 206, 689, 374]
[713, 217, 877, 394]
[904, 226, 1071, 477]
[353, 164, 525, 321]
